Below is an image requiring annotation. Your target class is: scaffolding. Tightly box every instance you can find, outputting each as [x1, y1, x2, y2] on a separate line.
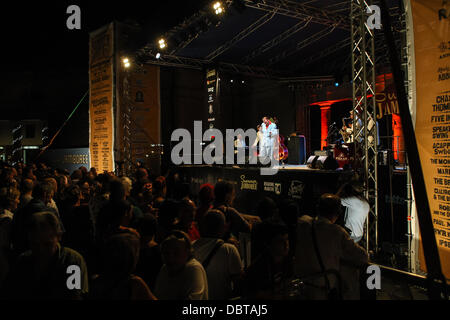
[351, 0, 378, 255]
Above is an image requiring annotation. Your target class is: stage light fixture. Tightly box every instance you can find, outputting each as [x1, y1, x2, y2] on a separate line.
[156, 53, 161, 59]
[122, 57, 131, 68]
[158, 38, 167, 49]
[213, 2, 224, 15]
[335, 82, 339, 87]
[230, 79, 233, 83]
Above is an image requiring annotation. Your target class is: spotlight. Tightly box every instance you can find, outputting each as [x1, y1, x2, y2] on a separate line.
[335, 82, 339, 87]
[156, 53, 161, 59]
[158, 38, 167, 49]
[213, 2, 224, 15]
[122, 57, 131, 68]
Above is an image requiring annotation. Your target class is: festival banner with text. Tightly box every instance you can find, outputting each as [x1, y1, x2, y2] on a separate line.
[88, 23, 115, 173]
[410, 0, 450, 280]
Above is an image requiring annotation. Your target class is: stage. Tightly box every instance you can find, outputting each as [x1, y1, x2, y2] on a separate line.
[172, 164, 348, 216]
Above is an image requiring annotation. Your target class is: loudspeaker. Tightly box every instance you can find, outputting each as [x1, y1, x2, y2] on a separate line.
[287, 135, 306, 165]
[306, 155, 318, 168]
[315, 155, 339, 170]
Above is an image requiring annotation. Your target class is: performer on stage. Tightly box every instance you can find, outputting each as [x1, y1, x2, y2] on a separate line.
[341, 110, 361, 143]
[260, 116, 277, 162]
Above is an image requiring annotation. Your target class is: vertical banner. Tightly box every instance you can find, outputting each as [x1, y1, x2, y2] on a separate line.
[409, 0, 450, 280]
[206, 68, 219, 129]
[89, 23, 115, 173]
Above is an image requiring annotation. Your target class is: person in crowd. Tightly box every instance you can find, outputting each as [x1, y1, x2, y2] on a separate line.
[154, 230, 208, 300]
[155, 199, 180, 243]
[0, 187, 20, 220]
[195, 183, 214, 225]
[89, 232, 156, 300]
[278, 199, 300, 259]
[0, 187, 20, 289]
[88, 173, 113, 225]
[19, 178, 34, 209]
[44, 177, 60, 216]
[131, 168, 150, 200]
[59, 185, 95, 268]
[175, 198, 200, 242]
[212, 181, 251, 242]
[1, 211, 89, 299]
[336, 180, 370, 244]
[77, 180, 92, 206]
[193, 209, 243, 300]
[251, 197, 280, 262]
[96, 199, 139, 245]
[152, 176, 167, 209]
[294, 193, 368, 300]
[71, 169, 83, 185]
[243, 222, 293, 300]
[134, 213, 163, 291]
[12, 181, 63, 255]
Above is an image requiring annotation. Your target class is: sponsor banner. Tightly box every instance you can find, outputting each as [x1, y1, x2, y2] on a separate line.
[240, 175, 258, 191]
[89, 23, 115, 173]
[263, 181, 282, 195]
[40, 148, 90, 174]
[288, 180, 305, 200]
[409, 0, 450, 280]
[206, 68, 219, 129]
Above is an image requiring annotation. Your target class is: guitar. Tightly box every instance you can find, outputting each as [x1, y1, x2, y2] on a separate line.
[274, 134, 289, 161]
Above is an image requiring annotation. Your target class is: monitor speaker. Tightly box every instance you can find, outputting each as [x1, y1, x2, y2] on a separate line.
[287, 135, 306, 165]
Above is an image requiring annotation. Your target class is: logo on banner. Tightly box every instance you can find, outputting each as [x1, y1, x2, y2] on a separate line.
[288, 180, 305, 200]
[240, 175, 258, 191]
[264, 182, 281, 195]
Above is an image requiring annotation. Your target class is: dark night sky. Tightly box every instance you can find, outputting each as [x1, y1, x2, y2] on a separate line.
[0, 0, 207, 146]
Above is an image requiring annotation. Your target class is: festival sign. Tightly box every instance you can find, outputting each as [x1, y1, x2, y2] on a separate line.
[88, 23, 115, 173]
[409, 0, 450, 280]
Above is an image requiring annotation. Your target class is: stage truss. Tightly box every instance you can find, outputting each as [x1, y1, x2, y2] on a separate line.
[351, 0, 378, 255]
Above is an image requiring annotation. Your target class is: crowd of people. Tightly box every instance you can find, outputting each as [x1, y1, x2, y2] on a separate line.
[0, 161, 371, 300]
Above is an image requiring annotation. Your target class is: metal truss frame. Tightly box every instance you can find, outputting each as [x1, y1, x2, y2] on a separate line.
[268, 23, 339, 66]
[351, 0, 378, 254]
[206, 10, 278, 60]
[226, 0, 350, 30]
[242, 17, 312, 64]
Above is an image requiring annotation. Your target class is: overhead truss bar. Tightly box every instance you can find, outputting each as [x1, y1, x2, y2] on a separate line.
[242, 17, 313, 64]
[268, 24, 338, 66]
[225, 0, 350, 30]
[206, 10, 278, 60]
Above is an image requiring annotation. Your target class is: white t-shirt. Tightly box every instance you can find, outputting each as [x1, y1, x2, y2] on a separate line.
[341, 196, 370, 243]
[154, 258, 208, 300]
[193, 238, 243, 300]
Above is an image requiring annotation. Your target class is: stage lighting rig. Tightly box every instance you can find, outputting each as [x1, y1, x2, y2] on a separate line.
[158, 38, 167, 49]
[122, 57, 131, 68]
[213, 2, 224, 15]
